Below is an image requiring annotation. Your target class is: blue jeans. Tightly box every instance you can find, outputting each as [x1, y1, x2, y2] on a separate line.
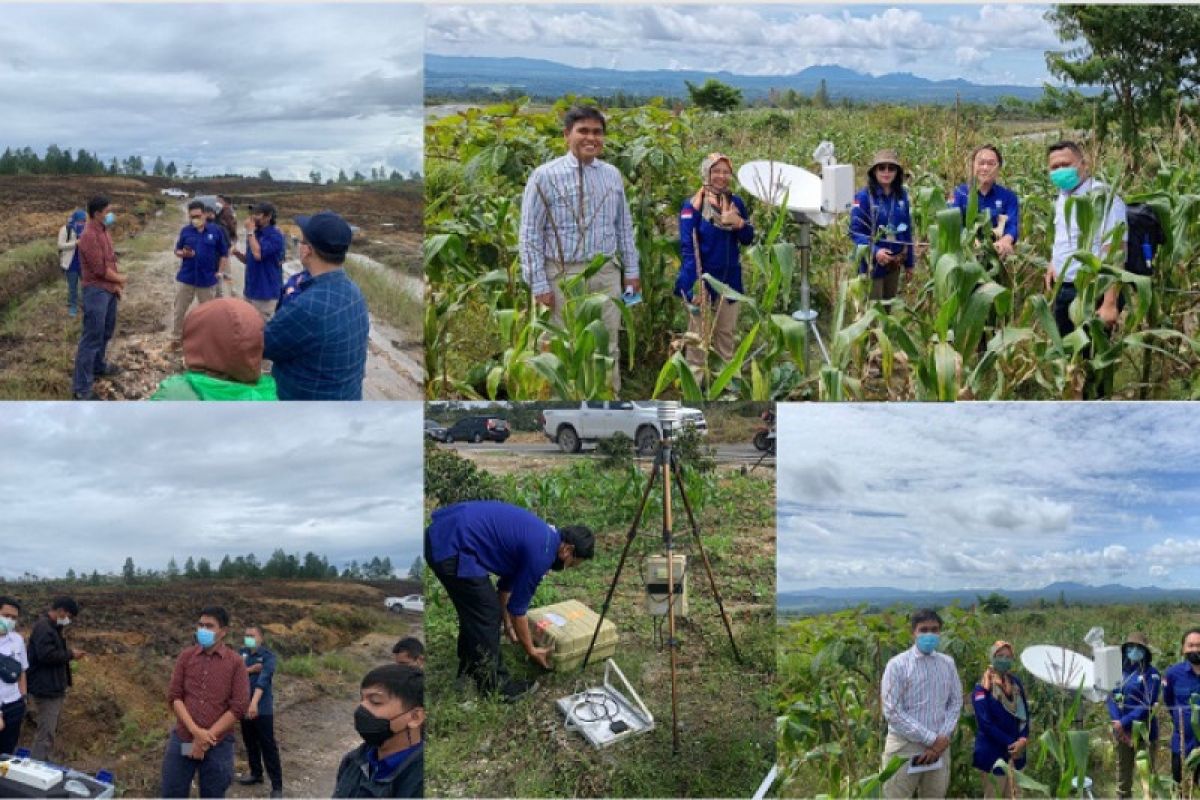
[65, 270, 80, 310]
[161, 730, 234, 798]
[72, 285, 118, 396]
[0, 697, 25, 756]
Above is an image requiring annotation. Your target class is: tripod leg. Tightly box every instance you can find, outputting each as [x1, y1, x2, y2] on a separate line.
[671, 457, 743, 664]
[580, 456, 662, 672]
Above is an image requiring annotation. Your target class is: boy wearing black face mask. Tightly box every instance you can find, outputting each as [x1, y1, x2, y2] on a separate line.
[334, 664, 424, 798]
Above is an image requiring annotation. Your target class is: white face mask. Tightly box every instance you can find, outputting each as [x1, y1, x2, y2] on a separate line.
[56, 616, 71, 627]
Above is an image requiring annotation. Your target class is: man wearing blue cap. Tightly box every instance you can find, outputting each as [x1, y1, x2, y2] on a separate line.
[263, 211, 369, 400]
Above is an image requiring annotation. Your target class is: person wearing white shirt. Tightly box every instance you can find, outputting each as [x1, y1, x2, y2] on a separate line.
[1045, 140, 1128, 337]
[519, 105, 640, 395]
[881, 609, 963, 798]
[0, 596, 29, 758]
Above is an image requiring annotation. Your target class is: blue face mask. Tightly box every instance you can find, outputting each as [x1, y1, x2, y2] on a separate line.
[196, 628, 217, 648]
[917, 633, 940, 655]
[1050, 167, 1081, 192]
[1126, 646, 1145, 663]
[244, 636, 257, 649]
[103, 211, 116, 227]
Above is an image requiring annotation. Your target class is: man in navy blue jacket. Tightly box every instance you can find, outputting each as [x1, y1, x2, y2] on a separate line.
[173, 200, 229, 343]
[424, 500, 594, 701]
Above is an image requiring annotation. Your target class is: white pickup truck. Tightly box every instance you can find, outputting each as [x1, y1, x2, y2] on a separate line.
[540, 401, 707, 455]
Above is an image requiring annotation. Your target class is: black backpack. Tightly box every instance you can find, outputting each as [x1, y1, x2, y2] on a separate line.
[1125, 204, 1165, 276]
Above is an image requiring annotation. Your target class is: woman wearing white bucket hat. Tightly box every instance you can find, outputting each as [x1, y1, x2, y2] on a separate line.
[676, 152, 754, 371]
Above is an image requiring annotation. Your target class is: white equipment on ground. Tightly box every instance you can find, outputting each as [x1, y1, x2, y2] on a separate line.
[556, 659, 654, 748]
[0, 756, 115, 798]
[737, 143, 856, 371]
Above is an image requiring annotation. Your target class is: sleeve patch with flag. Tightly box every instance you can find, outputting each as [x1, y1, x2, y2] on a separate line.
[974, 690, 987, 700]
[681, 208, 694, 219]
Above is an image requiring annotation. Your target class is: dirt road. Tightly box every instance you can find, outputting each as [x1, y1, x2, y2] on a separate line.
[97, 203, 422, 400]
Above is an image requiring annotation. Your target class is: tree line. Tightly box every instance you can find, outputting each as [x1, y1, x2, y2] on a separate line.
[0, 145, 422, 185]
[1, 551, 424, 586]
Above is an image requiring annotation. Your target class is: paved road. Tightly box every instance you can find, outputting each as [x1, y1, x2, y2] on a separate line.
[442, 440, 775, 466]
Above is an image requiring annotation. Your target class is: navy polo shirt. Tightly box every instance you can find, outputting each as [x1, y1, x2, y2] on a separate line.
[263, 269, 369, 401]
[238, 646, 276, 717]
[1164, 661, 1200, 755]
[175, 223, 229, 287]
[244, 225, 286, 301]
[427, 501, 560, 616]
[951, 182, 1020, 242]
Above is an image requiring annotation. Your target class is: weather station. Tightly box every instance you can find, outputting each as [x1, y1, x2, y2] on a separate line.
[738, 142, 855, 373]
[1020, 627, 1125, 799]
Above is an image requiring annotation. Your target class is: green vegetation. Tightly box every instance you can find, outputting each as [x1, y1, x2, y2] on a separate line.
[426, 96, 1200, 400]
[425, 448, 776, 797]
[779, 604, 1200, 798]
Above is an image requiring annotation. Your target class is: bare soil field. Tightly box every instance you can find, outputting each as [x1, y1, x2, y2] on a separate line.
[8, 579, 421, 797]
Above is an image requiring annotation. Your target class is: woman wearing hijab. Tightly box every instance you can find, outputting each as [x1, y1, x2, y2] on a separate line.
[1107, 632, 1161, 799]
[57, 210, 87, 316]
[849, 148, 914, 301]
[950, 144, 1020, 259]
[676, 152, 754, 369]
[973, 641, 1030, 798]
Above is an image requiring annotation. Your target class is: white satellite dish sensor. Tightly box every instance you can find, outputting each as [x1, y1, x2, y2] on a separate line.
[738, 161, 830, 224]
[1021, 644, 1106, 702]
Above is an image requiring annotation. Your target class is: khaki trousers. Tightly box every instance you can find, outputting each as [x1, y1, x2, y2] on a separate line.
[981, 769, 1020, 798]
[246, 297, 277, 322]
[685, 299, 739, 367]
[882, 732, 951, 799]
[173, 283, 216, 339]
[549, 260, 622, 394]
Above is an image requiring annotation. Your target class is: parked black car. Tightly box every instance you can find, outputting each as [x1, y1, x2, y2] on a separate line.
[425, 418, 450, 443]
[446, 416, 511, 444]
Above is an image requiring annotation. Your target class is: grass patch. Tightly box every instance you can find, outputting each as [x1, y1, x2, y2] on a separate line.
[344, 260, 421, 341]
[280, 653, 318, 678]
[425, 455, 776, 797]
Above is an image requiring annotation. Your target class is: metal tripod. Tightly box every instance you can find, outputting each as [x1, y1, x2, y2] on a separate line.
[579, 427, 742, 753]
[790, 213, 831, 372]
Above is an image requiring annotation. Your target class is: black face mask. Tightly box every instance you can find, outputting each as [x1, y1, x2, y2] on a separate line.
[355, 706, 402, 747]
[1186, 652, 1200, 666]
[550, 557, 565, 572]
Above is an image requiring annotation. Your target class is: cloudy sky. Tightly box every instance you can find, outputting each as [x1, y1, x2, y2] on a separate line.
[1, 5, 424, 180]
[0, 403, 422, 581]
[778, 404, 1200, 594]
[428, 4, 1065, 86]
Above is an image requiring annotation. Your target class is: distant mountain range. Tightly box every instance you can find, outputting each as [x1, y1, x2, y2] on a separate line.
[426, 54, 1050, 105]
[779, 582, 1200, 615]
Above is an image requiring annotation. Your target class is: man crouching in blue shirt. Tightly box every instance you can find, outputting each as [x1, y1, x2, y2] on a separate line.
[173, 200, 229, 345]
[424, 500, 595, 702]
[263, 211, 368, 400]
[334, 664, 424, 798]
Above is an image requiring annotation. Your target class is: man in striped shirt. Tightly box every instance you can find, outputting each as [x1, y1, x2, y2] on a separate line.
[519, 105, 639, 395]
[880, 608, 962, 798]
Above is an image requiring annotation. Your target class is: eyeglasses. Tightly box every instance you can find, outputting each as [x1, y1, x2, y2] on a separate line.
[188, 214, 203, 220]
[975, 159, 1000, 167]
[876, 164, 899, 173]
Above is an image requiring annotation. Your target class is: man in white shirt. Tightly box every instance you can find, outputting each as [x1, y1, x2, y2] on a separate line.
[0, 596, 29, 758]
[519, 105, 640, 395]
[881, 609, 962, 798]
[1045, 140, 1127, 337]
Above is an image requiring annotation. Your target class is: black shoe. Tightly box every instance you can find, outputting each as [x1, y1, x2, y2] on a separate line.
[73, 390, 97, 401]
[95, 364, 122, 378]
[270, 790, 283, 798]
[500, 679, 538, 704]
[236, 774, 264, 786]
